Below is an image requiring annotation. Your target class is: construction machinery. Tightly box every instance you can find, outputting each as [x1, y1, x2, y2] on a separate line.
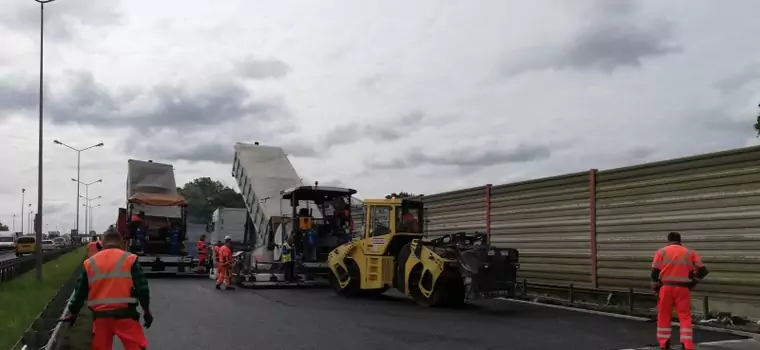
[327, 197, 521, 307]
[230, 184, 358, 287]
[118, 159, 194, 275]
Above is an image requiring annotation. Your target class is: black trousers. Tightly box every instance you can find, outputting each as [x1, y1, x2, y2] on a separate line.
[284, 261, 295, 282]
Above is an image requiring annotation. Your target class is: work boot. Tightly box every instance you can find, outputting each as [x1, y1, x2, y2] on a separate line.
[659, 339, 670, 349]
[215, 284, 221, 290]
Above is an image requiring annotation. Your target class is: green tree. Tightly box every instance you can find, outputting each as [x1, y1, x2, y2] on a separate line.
[0, 221, 8, 231]
[178, 177, 246, 224]
[755, 107, 760, 137]
[385, 191, 415, 199]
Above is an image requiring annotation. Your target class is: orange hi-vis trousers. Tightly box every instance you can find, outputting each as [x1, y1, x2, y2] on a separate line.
[216, 263, 230, 285]
[657, 285, 694, 350]
[92, 317, 147, 350]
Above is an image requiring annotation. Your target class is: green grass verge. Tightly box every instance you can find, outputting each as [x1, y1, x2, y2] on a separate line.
[0, 247, 87, 349]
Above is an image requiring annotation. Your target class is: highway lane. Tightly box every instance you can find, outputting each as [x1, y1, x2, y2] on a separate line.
[0, 250, 17, 262]
[114, 278, 746, 350]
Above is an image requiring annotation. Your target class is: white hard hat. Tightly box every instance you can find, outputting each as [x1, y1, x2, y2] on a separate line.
[224, 236, 232, 241]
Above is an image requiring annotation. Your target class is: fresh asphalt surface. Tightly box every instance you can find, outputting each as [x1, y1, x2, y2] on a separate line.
[113, 278, 745, 350]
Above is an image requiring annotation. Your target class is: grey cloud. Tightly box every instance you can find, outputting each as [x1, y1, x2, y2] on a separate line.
[715, 63, 760, 94]
[282, 142, 320, 158]
[0, 78, 37, 112]
[2, 0, 123, 41]
[131, 138, 318, 165]
[140, 143, 233, 164]
[501, 4, 679, 77]
[367, 143, 552, 170]
[1, 70, 284, 134]
[325, 123, 362, 147]
[324, 110, 427, 148]
[43, 201, 69, 216]
[236, 57, 291, 80]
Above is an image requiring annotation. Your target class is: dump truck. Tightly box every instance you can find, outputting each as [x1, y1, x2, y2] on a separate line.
[118, 159, 193, 275]
[327, 197, 521, 307]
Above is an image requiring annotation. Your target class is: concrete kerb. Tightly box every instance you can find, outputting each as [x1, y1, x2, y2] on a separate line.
[41, 290, 75, 350]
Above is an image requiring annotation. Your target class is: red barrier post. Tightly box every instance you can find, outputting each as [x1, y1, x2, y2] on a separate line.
[588, 169, 598, 288]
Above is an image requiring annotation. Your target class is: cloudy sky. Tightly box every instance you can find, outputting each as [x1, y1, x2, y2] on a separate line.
[1, 0, 759, 234]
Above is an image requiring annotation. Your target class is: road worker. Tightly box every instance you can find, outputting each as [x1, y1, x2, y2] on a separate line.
[60, 232, 152, 350]
[195, 234, 209, 273]
[651, 232, 709, 350]
[215, 236, 235, 290]
[87, 236, 102, 257]
[281, 236, 295, 282]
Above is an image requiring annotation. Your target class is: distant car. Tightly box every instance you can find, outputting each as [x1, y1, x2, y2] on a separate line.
[0, 235, 15, 251]
[41, 240, 55, 252]
[16, 236, 36, 256]
[53, 237, 66, 249]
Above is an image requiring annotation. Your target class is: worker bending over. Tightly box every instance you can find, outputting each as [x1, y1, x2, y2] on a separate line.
[215, 236, 235, 290]
[651, 232, 709, 350]
[61, 232, 153, 350]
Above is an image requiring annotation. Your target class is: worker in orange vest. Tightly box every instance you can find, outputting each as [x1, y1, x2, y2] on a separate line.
[215, 236, 235, 290]
[195, 234, 209, 273]
[651, 232, 709, 350]
[60, 232, 153, 350]
[86, 236, 102, 257]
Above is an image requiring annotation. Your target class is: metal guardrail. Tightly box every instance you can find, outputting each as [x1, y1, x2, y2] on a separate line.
[0, 245, 83, 284]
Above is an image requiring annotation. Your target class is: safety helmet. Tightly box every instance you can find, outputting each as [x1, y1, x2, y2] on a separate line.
[224, 236, 232, 242]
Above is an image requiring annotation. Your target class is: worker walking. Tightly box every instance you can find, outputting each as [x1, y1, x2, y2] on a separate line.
[60, 232, 153, 350]
[651, 232, 709, 350]
[87, 236, 102, 257]
[196, 234, 209, 273]
[215, 236, 235, 290]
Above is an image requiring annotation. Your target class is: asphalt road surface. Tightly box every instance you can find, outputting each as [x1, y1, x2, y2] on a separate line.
[109, 278, 749, 350]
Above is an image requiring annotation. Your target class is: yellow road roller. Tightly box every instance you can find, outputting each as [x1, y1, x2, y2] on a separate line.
[327, 197, 520, 307]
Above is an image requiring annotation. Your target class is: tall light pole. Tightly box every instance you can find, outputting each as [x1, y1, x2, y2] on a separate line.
[73, 179, 101, 235]
[34, 0, 64, 281]
[54, 140, 104, 236]
[84, 202, 101, 235]
[28, 203, 33, 234]
[20, 188, 25, 235]
[81, 195, 101, 235]
[12, 214, 16, 232]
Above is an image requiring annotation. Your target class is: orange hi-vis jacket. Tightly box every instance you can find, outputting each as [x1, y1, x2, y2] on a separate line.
[218, 245, 232, 266]
[196, 240, 208, 257]
[83, 249, 139, 312]
[87, 241, 102, 257]
[652, 244, 704, 286]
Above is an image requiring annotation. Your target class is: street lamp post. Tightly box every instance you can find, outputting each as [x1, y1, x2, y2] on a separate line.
[83, 202, 101, 235]
[81, 195, 101, 236]
[73, 179, 101, 235]
[20, 188, 25, 235]
[54, 141, 104, 236]
[33, 0, 65, 281]
[28, 203, 32, 234]
[12, 214, 16, 232]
